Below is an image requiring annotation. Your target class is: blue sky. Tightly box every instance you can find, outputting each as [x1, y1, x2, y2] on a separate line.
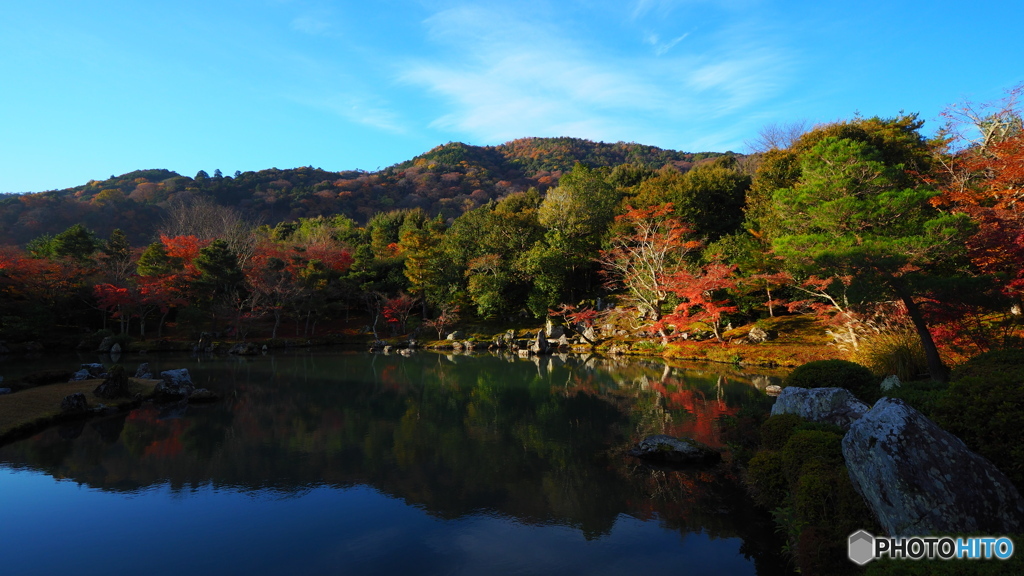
[1, 0, 1021, 193]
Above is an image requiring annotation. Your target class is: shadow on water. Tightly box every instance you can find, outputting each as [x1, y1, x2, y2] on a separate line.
[0, 351, 793, 575]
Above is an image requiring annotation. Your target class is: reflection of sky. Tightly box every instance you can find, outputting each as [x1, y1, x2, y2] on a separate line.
[0, 469, 754, 575]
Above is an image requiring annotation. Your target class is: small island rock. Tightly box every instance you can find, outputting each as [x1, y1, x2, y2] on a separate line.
[627, 434, 721, 465]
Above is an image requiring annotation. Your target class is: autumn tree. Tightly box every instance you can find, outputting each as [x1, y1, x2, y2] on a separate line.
[934, 85, 1024, 306]
[771, 124, 974, 382]
[598, 204, 701, 323]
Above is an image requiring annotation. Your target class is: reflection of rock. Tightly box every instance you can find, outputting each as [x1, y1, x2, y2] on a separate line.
[60, 393, 89, 414]
[843, 398, 1024, 536]
[627, 435, 721, 465]
[58, 422, 86, 440]
[91, 415, 127, 444]
[770, 386, 868, 431]
[109, 342, 122, 355]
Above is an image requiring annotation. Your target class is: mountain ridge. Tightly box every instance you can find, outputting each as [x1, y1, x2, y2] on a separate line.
[0, 137, 732, 246]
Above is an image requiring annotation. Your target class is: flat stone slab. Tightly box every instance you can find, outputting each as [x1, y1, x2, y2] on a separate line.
[627, 434, 721, 465]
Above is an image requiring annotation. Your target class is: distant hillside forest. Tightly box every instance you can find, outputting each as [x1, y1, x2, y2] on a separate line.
[0, 137, 728, 246]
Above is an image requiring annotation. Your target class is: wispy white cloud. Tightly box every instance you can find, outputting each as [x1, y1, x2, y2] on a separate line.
[399, 4, 794, 149]
[294, 92, 407, 134]
[645, 33, 689, 56]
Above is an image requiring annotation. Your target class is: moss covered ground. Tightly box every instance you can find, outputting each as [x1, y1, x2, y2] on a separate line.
[0, 378, 158, 445]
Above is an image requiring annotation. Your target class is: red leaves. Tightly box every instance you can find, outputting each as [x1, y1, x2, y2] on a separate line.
[656, 263, 739, 340]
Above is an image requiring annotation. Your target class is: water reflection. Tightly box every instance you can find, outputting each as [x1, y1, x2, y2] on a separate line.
[0, 351, 790, 575]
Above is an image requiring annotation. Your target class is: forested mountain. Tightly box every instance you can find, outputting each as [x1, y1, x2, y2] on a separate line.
[0, 137, 725, 246]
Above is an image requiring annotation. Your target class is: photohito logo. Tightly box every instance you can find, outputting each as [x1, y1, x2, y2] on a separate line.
[848, 530, 1014, 565]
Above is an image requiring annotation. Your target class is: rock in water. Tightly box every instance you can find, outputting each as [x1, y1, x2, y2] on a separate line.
[60, 393, 89, 414]
[627, 435, 721, 465]
[154, 369, 195, 402]
[770, 387, 869, 431]
[842, 398, 1024, 536]
[134, 363, 152, 379]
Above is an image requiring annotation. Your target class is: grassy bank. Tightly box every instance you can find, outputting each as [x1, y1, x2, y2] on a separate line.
[0, 378, 159, 445]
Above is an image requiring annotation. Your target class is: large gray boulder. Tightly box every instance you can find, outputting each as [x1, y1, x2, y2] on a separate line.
[770, 386, 869, 430]
[843, 398, 1024, 536]
[628, 434, 721, 465]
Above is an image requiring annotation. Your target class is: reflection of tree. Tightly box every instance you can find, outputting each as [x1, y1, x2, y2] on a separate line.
[0, 353, 784, 563]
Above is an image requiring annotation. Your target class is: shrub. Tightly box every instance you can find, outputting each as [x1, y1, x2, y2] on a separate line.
[747, 450, 787, 510]
[882, 379, 948, 419]
[759, 413, 804, 450]
[747, 424, 877, 575]
[949, 348, 1024, 381]
[779, 429, 845, 485]
[784, 359, 879, 402]
[933, 372, 1024, 490]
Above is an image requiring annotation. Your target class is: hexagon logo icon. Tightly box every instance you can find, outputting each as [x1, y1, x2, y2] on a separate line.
[848, 530, 875, 565]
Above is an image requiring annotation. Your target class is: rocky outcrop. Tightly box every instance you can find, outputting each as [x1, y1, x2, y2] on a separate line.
[93, 366, 132, 399]
[60, 393, 89, 414]
[627, 434, 721, 465]
[842, 398, 1024, 536]
[446, 331, 464, 340]
[770, 387, 869, 430]
[529, 330, 550, 355]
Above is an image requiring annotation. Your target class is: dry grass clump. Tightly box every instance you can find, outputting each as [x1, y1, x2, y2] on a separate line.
[853, 327, 928, 381]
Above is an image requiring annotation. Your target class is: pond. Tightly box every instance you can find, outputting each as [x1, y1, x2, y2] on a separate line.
[0, 351, 792, 575]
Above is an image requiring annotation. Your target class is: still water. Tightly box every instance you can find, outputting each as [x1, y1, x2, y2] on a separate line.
[0, 351, 791, 575]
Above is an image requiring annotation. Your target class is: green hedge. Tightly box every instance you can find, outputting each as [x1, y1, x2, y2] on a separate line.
[784, 359, 879, 403]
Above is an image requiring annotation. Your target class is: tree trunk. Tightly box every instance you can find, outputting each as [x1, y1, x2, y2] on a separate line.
[895, 286, 949, 383]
